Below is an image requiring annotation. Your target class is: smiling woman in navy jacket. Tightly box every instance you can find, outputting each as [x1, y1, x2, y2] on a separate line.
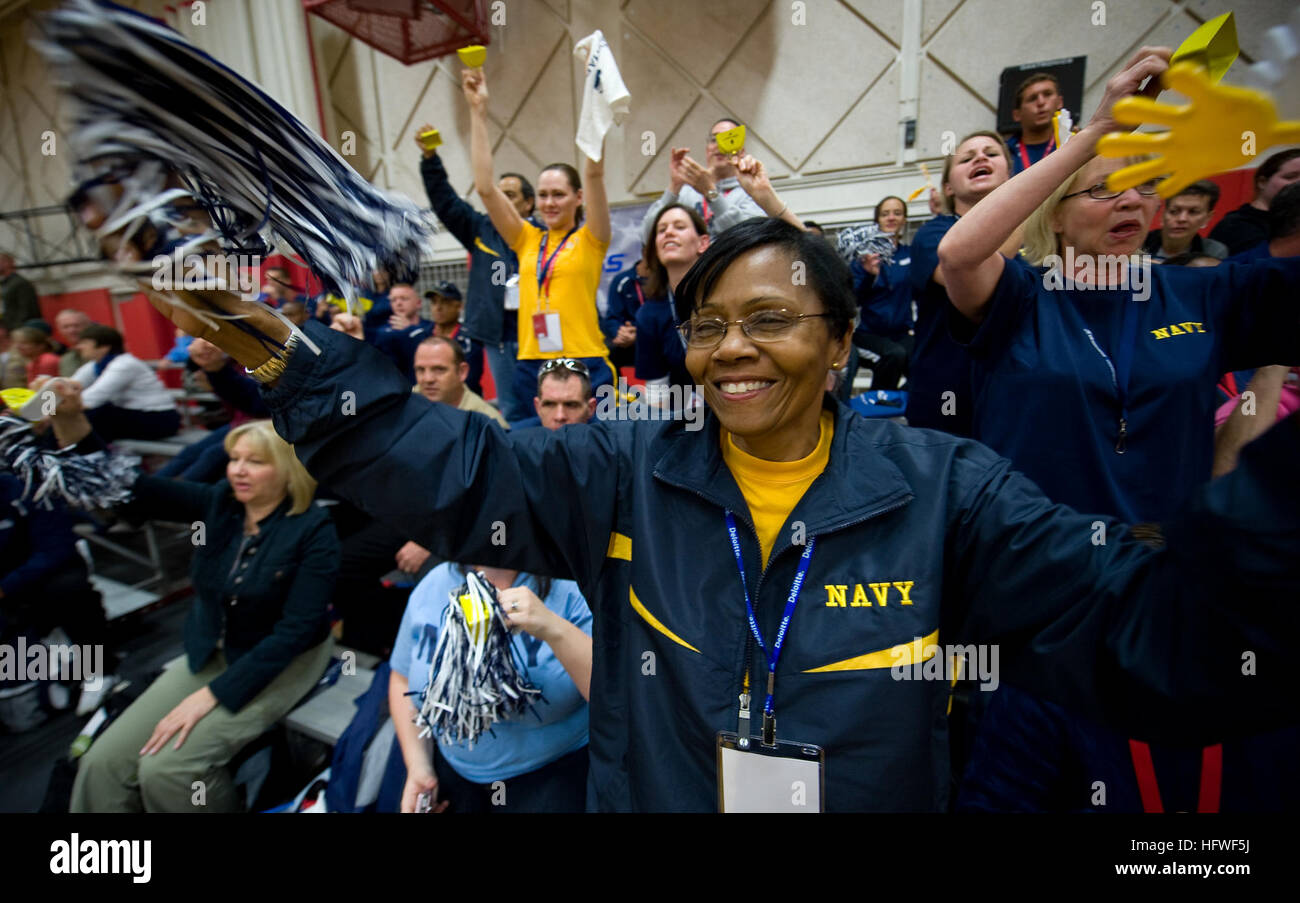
[48, 404, 338, 813]
[938, 48, 1300, 524]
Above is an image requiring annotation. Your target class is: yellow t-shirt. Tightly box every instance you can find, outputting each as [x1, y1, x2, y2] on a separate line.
[511, 222, 610, 360]
[721, 411, 834, 569]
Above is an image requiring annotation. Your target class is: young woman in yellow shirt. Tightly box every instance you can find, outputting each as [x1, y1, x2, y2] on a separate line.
[462, 66, 615, 414]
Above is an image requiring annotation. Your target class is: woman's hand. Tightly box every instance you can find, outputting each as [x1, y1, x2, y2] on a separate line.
[42, 378, 92, 447]
[400, 766, 448, 813]
[612, 322, 636, 347]
[140, 686, 218, 755]
[498, 586, 562, 642]
[461, 68, 489, 114]
[1084, 45, 1171, 140]
[330, 313, 365, 341]
[734, 154, 775, 207]
[859, 253, 882, 277]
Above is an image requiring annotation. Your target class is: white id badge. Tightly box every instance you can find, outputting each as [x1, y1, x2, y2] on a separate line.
[533, 311, 563, 352]
[503, 273, 520, 311]
[716, 732, 825, 812]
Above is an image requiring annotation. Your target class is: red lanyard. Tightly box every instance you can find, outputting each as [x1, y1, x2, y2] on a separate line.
[536, 227, 578, 298]
[1128, 739, 1222, 813]
[633, 279, 644, 306]
[1017, 133, 1055, 171]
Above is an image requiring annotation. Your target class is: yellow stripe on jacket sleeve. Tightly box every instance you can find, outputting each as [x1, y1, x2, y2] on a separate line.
[474, 236, 501, 257]
[803, 628, 941, 672]
[606, 531, 631, 560]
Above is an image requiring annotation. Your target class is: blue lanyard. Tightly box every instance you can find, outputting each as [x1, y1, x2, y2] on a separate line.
[536, 227, 579, 294]
[724, 510, 816, 745]
[1082, 297, 1141, 454]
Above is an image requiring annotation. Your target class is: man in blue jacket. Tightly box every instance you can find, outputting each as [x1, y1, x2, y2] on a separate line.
[417, 127, 535, 422]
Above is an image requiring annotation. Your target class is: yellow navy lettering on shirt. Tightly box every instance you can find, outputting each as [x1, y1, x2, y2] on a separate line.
[1150, 321, 1206, 340]
[824, 581, 916, 607]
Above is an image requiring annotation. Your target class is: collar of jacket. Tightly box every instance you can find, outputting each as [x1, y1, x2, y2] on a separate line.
[218, 483, 295, 530]
[651, 396, 914, 539]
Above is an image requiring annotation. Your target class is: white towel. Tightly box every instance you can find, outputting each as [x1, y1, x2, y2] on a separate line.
[573, 30, 630, 162]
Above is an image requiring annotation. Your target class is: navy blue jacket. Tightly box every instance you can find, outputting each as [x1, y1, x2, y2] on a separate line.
[601, 264, 644, 370]
[0, 474, 80, 599]
[420, 153, 518, 347]
[908, 216, 973, 435]
[851, 245, 914, 341]
[263, 321, 1300, 811]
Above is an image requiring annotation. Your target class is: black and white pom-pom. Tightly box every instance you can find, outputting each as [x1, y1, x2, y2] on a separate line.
[35, 0, 436, 310]
[416, 571, 542, 749]
[0, 415, 139, 510]
[836, 222, 897, 266]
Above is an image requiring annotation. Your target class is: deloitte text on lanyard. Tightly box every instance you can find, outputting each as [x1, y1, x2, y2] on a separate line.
[724, 510, 816, 747]
[536, 227, 579, 302]
[1082, 296, 1140, 454]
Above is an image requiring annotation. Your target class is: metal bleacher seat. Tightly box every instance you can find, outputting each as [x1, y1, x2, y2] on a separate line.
[112, 427, 211, 460]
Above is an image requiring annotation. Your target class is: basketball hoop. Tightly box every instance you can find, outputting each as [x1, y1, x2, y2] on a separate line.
[304, 0, 490, 65]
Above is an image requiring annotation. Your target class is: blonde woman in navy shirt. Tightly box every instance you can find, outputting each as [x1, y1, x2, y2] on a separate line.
[940, 47, 1300, 522]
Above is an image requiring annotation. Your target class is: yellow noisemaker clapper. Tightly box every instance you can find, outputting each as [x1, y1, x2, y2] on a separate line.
[0, 387, 36, 417]
[1170, 11, 1238, 84]
[715, 124, 746, 155]
[418, 128, 442, 151]
[457, 45, 487, 69]
[458, 591, 493, 646]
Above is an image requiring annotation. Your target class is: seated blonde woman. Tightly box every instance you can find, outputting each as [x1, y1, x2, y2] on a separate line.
[45, 385, 338, 812]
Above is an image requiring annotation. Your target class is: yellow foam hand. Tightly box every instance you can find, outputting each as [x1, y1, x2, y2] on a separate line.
[1098, 62, 1300, 199]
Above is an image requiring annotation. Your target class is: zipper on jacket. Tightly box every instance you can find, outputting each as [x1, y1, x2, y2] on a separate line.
[738, 631, 755, 749]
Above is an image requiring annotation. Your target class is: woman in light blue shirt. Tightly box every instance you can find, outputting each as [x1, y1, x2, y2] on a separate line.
[388, 562, 592, 812]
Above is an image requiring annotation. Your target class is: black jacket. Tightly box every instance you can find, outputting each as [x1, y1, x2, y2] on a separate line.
[1209, 202, 1271, 256]
[261, 322, 1300, 811]
[81, 437, 338, 711]
[420, 153, 520, 347]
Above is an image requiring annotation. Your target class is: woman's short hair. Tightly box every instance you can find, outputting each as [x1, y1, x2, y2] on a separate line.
[674, 217, 856, 339]
[11, 327, 52, 351]
[540, 162, 584, 225]
[79, 323, 124, 354]
[223, 420, 317, 516]
[940, 131, 1014, 215]
[644, 203, 708, 299]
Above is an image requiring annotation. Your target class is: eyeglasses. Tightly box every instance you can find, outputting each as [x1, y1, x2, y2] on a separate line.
[677, 309, 831, 349]
[538, 358, 590, 378]
[1062, 179, 1164, 201]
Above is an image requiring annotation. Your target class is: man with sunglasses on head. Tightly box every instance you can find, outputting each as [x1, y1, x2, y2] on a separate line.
[639, 119, 767, 243]
[510, 358, 597, 431]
